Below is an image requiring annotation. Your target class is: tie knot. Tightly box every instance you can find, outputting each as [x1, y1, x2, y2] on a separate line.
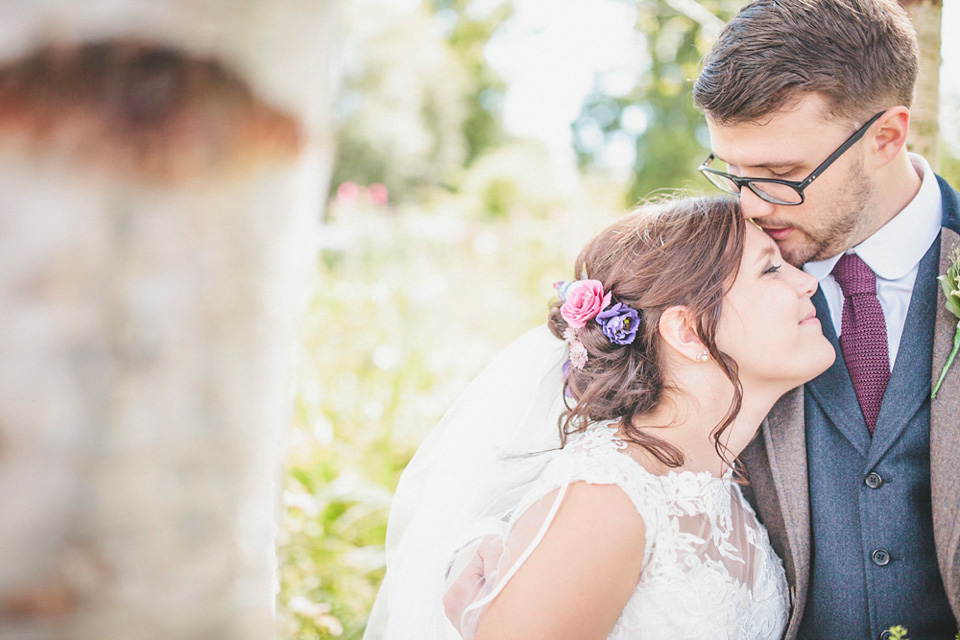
[832, 253, 876, 297]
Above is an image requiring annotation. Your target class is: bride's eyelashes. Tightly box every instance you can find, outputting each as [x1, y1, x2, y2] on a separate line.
[763, 264, 782, 275]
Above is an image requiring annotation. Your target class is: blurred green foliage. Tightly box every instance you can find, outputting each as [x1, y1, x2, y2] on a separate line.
[941, 147, 960, 188]
[429, 0, 513, 166]
[277, 191, 620, 638]
[572, 0, 744, 206]
[331, 3, 469, 203]
[332, 1, 512, 205]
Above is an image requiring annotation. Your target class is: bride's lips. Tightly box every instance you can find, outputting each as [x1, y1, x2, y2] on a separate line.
[800, 308, 819, 326]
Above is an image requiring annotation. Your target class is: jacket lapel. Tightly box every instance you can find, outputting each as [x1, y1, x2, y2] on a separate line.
[931, 226, 960, 617]
[804, 289, 871, 457]
[868, 236, 940, 466]
[760, 386, 810, 632]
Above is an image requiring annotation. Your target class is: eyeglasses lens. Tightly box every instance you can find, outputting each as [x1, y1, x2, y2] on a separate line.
[703, 158, 803, 205]
[703, 171, 740, 195]
[747, 182, 803, 205]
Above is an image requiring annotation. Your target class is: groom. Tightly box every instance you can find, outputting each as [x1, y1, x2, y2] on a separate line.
[694, 0, 960, 638]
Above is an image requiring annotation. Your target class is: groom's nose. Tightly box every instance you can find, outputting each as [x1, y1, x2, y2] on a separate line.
[738, 187, 778, 219]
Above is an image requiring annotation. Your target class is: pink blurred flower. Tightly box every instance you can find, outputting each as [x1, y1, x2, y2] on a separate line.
[337, 181, 360, 203]
[368, 183, 389, 206]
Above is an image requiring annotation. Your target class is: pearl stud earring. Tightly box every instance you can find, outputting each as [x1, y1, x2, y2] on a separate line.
[698, 350, 709, 362]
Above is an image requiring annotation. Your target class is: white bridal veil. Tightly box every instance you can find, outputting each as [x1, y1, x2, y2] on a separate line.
[363, 325, 575, 639]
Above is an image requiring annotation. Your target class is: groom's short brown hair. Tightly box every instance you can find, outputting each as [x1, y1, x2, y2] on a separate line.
[693, 0, 919, 125]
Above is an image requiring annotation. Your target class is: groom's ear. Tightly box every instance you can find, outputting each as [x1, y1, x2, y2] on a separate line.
[658, 306, 706, 363]
[868, 107, 910, 167]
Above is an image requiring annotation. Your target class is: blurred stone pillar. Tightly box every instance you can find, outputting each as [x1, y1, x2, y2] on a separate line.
[900, 0, 942, 169]
[0, 2, 339, 638]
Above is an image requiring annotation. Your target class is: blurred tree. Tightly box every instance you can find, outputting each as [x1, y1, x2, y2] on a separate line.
[428, 0, 513, 166]
[331, 0, 512, 206]
[572, 0, 743, 206]
[0, 2, 337, 639]
[900, 0, 942, 169]
[333, 4, 468, 204]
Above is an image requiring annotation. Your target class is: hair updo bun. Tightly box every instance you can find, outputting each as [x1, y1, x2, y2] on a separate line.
[548, 195, 745, 468]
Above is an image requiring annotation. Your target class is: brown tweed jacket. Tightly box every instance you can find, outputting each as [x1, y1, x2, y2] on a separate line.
[741, 228, 960, 639]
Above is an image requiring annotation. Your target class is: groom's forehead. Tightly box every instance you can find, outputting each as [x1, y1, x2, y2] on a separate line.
[704, 94, 838, 165]
[706, 122, 806, 169]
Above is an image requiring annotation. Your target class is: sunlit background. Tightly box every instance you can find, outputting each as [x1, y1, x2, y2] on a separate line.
[277, 1, 960, 637]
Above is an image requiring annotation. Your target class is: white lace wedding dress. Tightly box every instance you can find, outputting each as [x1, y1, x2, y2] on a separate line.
[446, 422, 789, 640]
[364, 327, 788, 640]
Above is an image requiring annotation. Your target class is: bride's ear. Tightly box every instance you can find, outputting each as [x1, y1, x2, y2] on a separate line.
[658, 306, 708, 363]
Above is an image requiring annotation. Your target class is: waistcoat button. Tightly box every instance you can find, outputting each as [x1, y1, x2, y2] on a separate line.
[865, 471, 884, 489]
[879, 631, 892, 640]
[871, 548, 891, 566]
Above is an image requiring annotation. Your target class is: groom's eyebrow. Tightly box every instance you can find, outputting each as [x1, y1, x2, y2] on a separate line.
[714, 153, 801, 171]
[749, 159, 801, 170]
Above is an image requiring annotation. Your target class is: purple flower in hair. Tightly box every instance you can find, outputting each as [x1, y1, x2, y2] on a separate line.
[595, 303, 640, 345]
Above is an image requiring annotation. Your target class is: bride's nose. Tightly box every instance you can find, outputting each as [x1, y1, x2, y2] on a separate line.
[789, 264, 818, 298]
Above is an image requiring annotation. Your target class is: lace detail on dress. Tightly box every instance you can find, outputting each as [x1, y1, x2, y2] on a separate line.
[561, 424, 789, 640]
[565, 422, 629, 452]
[461, 423, 788, 640]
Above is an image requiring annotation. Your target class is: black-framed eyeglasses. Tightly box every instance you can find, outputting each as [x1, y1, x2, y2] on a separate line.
[698, 111, 886, 205]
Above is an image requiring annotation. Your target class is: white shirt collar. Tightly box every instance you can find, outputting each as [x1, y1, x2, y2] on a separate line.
[804, 153, 942, 282]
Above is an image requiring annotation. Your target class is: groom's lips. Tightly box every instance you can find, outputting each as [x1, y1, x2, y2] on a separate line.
[761, 226, 793, 241]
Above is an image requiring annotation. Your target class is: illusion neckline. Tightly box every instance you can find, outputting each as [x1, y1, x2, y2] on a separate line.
[590, 421, 737, 484]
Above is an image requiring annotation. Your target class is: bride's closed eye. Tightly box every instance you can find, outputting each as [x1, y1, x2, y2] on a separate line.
[763, 264, 782, 275]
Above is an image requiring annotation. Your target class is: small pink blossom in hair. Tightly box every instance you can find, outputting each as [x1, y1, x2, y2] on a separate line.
[559, 280, 611, 329]
[563, 328, 588, 369]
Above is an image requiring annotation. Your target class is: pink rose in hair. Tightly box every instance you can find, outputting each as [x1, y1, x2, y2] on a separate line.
[560, 280, 611, 328]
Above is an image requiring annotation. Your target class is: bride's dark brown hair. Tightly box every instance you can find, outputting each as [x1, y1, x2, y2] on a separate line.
[548, 195, 746, 468]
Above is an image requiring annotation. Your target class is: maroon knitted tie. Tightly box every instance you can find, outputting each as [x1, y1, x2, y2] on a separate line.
[832, 253, 890, 434]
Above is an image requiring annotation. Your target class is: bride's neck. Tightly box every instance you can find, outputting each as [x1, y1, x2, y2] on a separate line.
[626, 371, 782, 478]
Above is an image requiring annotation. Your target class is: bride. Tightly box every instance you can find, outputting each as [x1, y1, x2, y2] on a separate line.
[364, 196, 835, 639]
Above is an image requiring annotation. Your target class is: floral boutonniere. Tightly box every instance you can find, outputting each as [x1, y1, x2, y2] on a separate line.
[932, 247, 960, 399]
[882, 624, 960, 640]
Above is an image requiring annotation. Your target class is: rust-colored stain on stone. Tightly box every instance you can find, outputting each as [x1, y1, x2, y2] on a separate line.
[0, 580, 74, 619]
[0, 41, 302, 181]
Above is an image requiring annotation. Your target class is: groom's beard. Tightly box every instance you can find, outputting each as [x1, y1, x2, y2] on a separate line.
[776, 161, 874, 268]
